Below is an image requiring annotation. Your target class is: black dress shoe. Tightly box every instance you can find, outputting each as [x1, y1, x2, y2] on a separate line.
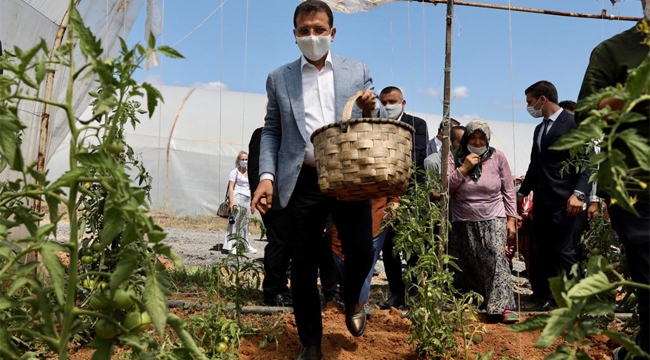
[539, 300, 556, 312]
[264, 293, 293, 307]
[377, 295, 404, 310]
[297, 345, 322, 360]
[345, 302, 366, 337]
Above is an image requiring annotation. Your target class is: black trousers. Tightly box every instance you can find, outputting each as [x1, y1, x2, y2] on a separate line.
[381, 227, 405, 300]
[288, 166, 373, 347]
[529, 199, 586, 301]
[319, 217, 340, 301]
[262, 207, 292, 298]
[609, 202, 649, 354]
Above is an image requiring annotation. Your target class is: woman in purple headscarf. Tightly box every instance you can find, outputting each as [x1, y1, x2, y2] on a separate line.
[447, 119, 519, 323]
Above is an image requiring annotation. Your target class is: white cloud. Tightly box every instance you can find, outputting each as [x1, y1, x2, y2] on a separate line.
[420, 87, 440, 97]
[191, 81, 228, 91]
[452, 85, 469, 99]
[141, 74, 163, 86]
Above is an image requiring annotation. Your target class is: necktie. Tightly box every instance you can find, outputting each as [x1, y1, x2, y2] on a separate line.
[540, 118, 551, 147]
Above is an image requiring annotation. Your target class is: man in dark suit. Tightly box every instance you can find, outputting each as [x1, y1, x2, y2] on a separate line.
[251, 2, 387, 359]
[248, 126, 293, 308]
[576, 4, 649, 356]
[376, 86, 429, 309]
[427, 117, 461, 156]
[517, 80, 591, 310]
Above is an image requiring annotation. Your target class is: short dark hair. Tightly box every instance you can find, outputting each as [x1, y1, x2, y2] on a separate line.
[379, 86, 403, 99]
[294, 0, 334, 29]
[525, 80, 558, 104]
[438, 118, 460, 131]
[450, 125, 466, 142]
[558, 100, 576, 111]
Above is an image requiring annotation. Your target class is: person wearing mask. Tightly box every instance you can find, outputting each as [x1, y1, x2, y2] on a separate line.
[448, 119, 519, 324]
[251, 1, 387, 358]
[376, 86, 428, 310]
[223, 151, 257, 254]
[576, 3, 649, 357]
[427, 117, 461, 156]
[249, 127, 293, 307]
[518, 81, 591, 311]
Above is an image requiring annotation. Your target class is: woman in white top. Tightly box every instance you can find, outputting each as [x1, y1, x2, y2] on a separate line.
[223, 151, 257, 254]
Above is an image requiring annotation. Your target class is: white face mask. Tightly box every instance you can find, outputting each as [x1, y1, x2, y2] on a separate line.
[527, 98, 544, 118]
[384, 103, 403, 119]
[239, 160, 248, 169]
[467, 144, 487, 155]
[296, 34, 331, 61]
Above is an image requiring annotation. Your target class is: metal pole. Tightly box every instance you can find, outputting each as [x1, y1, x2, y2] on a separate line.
[411, 0, 641, 22]
[439, 0, 453, 252]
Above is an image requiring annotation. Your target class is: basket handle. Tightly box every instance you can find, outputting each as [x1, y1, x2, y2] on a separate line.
[340, 94, 360, 133]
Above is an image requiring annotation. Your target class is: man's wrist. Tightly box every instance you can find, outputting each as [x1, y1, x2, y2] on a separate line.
[573, 190, 586, 201]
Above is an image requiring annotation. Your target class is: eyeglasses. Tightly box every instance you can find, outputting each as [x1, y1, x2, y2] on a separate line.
[295, 27, 331, 37]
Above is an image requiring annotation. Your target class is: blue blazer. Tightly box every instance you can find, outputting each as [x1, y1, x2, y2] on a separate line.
[519, 110, 591, 206]
[260, 53, 387, 208]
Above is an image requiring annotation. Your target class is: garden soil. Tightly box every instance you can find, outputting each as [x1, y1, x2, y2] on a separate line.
[53, 222, 620, 359]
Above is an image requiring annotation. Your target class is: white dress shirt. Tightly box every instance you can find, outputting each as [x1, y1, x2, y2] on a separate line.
[537, 107, 563, 148]
[302, 53, 335, 166]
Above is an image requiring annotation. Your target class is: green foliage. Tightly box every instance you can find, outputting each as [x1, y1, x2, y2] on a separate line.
[509, 255, 650, 359]
[387, 169, 483, 358]
[552, 22, 650, 215]
[0, 2, 204, 359]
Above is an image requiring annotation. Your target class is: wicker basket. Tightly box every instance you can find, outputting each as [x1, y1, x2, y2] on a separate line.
[310, 95, 415, 202]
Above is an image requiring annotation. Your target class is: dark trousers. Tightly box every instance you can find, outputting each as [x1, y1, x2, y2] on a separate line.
[262, 207, 291, 298]
[319, 217, 339, 301]
[529, 199, 586, 301]
[609, 202, 649, 354]
[382, 227, 410, 300]
[288, 167, 373, 346]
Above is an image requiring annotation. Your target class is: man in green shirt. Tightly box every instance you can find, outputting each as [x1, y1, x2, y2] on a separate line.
[576, 2, 649, 358]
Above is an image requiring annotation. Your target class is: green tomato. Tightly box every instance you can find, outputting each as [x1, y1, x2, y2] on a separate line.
[216, 342, 228, 353]
[123, 311, 151, 333]
[89, 294, 109, 310]
[82, 279, 96, 289]
[81, 256, 94, 264]
[106, 141, 124, 155]
[92, 242, 103, 252]
[95, 319, 120, 339]
[113, 288, 136, 310]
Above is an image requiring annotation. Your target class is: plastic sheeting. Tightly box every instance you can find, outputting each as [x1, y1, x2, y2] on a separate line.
[312, 0, 395, 14]
[47, 86, 534, 217]
[47, 87, 267, 218]
[0, 0, 145, 182]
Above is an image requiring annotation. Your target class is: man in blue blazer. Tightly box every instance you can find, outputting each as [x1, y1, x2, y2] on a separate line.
[518, 80, 590, 310]
[251, 2, 386, 359]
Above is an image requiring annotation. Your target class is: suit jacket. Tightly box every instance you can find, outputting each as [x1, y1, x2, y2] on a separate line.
[401, 113, 428, 184]
[248, 127, 263, 193]
[259, 54, 387, 208]
[519, 110, 591, 206]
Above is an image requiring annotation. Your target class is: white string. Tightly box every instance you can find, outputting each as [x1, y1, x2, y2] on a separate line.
[407, 0, 413, 101]
[389, 1, 395, 78]
[506, 1, 524, 357]
[241, 0, 249, 146]
[218, 0, 224, 197]
[422, 1, 427, 115]
[171, 0, 229, 47]
[157, 0, 165, 211]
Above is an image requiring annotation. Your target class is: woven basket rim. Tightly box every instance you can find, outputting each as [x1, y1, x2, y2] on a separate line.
[310, 118, 416, 142]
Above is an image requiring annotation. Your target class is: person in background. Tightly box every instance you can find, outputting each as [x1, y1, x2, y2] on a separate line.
[249, 127, 293, 307]
[576, 3, 649, 357]
[427, 117, 461, 156]
[518, 81, 590, 311]
[377, 86, 428, 311]
[424, 125, 466, 176]
[252, 1, 387, 358]
[559, 100, 600, 223]
[447, 119, 519, 324]
[558, 100, 576, 114]
[223, 151, 257, 254]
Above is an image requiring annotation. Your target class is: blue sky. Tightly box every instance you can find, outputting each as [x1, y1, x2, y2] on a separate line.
[127, 0, 643, 124]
